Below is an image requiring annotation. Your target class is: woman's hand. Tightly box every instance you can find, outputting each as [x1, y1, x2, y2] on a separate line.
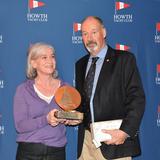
[47, 109, 60, 126]
[47, 109, 82, 126]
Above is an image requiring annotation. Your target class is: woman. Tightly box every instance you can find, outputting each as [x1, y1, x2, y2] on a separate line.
[13, 42, 77, 160]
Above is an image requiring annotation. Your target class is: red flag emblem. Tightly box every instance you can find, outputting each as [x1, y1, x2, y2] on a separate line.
[73, 23, 81, 32]
[116, 44, 130, 51]
[116, 2, 130, 11]
[156, 22, 160, 32]
[29, 0, 45, 9]
[157, 64, 160, 73]
[158, 105, 160, 113]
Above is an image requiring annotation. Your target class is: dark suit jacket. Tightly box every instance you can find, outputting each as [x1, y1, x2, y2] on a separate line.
[75, 46, 145, 159]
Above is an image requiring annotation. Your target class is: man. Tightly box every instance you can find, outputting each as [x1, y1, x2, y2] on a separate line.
[75, 16, 145, 160]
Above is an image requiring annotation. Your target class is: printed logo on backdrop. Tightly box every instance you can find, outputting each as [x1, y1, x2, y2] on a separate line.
[0, 113, 4, 135]
[0, 35, 2, 43]
[116, 43, 130, 51]
[155, 64, 160, 84]
[157, 105, 160, 127]
[114, 1, 133, 23]
[155, 22, 160, 43]
[27, 0, 48, 22]
[0, 80, 4, 89]
[72, 23, 82, 44]
[0, 69, 4, 89]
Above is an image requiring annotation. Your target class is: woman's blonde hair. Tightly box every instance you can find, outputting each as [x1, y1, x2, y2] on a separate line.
[26, 42, 58, 79]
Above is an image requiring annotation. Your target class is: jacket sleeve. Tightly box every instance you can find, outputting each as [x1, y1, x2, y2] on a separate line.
[120, 54, 145, 137]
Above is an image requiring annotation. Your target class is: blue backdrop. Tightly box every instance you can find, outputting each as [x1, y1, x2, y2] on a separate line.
[0, 0, 160, 159]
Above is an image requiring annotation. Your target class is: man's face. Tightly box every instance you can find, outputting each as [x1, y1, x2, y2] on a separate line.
[81, 18, 106, 56]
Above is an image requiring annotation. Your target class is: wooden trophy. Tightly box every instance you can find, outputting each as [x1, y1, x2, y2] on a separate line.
[54, 85, 83, 120]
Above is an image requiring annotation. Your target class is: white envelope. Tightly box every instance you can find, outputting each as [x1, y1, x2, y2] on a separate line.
[90, 119, 122, 148]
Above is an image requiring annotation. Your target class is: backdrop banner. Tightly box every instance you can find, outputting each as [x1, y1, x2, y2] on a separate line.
[0, 0, 160, 159]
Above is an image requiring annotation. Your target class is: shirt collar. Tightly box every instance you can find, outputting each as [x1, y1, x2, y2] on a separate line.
[89, 45, 108, 60]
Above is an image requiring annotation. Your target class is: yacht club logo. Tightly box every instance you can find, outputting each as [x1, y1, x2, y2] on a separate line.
[72, 22, 82, 44]
[0, 69, 4, 89]
[155, 22, 160, 43]
[27, 0, 48, 22]
[157, 105, 160, 127]
[0, 35, 2, 43]
[0, 113, 4, 135]
[0, 80, 4, 89]
[114, 1, 133, 23]
[116, 43, 130, 51]
[155, 64, 160, 84]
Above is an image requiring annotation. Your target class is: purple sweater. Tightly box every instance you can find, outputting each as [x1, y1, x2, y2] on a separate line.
[13, 79, 67, 147]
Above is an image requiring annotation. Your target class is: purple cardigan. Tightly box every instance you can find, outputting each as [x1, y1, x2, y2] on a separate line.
[13, 79, 67, 147]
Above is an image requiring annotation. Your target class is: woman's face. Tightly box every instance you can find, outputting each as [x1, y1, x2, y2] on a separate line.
[31, 47, 56, 76]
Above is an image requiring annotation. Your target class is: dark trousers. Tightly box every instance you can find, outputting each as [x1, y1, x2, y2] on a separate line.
[16, 142, 66, 160]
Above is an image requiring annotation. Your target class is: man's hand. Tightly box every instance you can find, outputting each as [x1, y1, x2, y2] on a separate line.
[102, 129, 128, 145]
[47, 109, 82, 126]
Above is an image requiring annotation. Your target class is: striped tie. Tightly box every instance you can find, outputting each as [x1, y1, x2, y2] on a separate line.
[83, 57, 99, 129]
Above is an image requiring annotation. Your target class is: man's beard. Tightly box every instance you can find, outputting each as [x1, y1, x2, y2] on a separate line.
[86, 41, 98, 53]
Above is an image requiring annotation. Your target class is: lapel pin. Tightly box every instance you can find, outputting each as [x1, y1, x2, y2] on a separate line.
[106, 59, 110, 62]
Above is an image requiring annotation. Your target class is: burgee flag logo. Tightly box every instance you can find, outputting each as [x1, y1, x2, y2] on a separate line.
[115, 2, 130, 11]
[0, 113, 4, 135]
[155, 22, 160, 43]
[157, 105, 160, 127]
[0, 35, 2, 43]
[73, 23, 81, 32]
[29, 0, 45, 9]
[0, 68, 4, 89]
[116, 43, 130, 51]
[157, 64, 160, 73]
[155, 64, 160, 84]
[156, 22, 160, 33]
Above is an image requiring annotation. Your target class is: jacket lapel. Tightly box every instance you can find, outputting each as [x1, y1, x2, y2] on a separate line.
[79, 55, 89, 88]
[95, 46, 115, 95]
